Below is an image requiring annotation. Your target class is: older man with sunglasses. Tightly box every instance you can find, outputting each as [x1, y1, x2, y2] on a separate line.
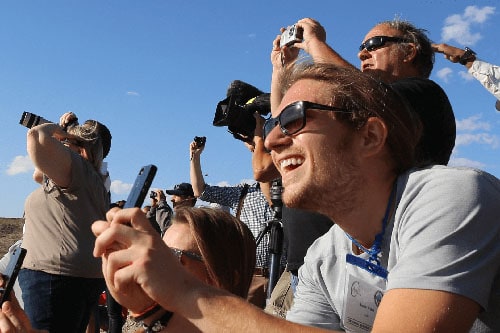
[271, 18, 435, 112]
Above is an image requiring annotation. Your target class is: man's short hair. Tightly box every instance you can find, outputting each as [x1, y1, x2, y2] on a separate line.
[279, 63, 422, 174]
[380, 19, 434, 78]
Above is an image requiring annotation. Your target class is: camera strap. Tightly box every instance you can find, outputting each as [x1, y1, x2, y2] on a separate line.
[236, 184, 250, 220]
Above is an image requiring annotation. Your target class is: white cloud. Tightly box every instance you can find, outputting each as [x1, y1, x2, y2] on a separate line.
[464, 5, 495, 23]
[126, 91, 140, 96]
[441, 6, 495, 45]
[456, 114, 491, 131]
[110, 179, 133, 195]
[436, 67, 453, 83]
[455, 133, 499, 148]
[458, 70, 475, 81]
[6, 155, 34, 175]
[248, 33, 257, 39]
[448, 157, 486, 169]
[216, 180, 231, 187]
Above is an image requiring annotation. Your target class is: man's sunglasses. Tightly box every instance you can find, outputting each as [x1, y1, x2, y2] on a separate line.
[263, 101, 353, 140]
[359, 35, 409, 52]
[170, 247, 204, 263]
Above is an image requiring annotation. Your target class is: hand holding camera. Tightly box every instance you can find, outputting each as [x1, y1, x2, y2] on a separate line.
[190, 136, 206, 161]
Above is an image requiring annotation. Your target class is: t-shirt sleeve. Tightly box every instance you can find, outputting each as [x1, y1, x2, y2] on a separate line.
[388, 169, 500, 309]
[287, 248, 342, 330]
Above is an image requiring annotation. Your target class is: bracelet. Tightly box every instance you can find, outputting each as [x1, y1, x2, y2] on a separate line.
[131, 302, 162, 322]
[142, 311, 174, 333]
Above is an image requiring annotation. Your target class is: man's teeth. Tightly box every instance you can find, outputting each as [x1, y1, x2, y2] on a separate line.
[280, 158, 304, 169]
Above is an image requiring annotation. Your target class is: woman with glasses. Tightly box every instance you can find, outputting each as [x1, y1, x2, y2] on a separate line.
[94, 206, 256, 333]
[132, 206, 256, 332]
[18, 112, 112, 333]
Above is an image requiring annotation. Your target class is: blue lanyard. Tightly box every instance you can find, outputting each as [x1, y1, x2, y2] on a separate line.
[345, 183, 397, 279]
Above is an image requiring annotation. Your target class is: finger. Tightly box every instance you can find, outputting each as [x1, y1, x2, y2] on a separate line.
[110, 208, 154, 233]
[93, 223, 133, 257]
[1, 301, 26, 332]
[91, 220, 110, 238]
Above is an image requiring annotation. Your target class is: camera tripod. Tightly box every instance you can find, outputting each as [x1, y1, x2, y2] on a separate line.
[255, 178, 284, 299]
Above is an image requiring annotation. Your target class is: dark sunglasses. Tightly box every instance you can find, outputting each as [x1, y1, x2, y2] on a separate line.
[170, 247, 203, 263]
[263, 101, 352, 140]
[359, 35, 409, 52]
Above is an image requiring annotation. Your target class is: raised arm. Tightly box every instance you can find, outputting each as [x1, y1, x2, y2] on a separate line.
[189, 140, 206, 197]
[27, 123, 74, 187]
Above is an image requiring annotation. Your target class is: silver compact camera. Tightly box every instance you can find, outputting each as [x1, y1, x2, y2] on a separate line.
[280, 24, 302, 48]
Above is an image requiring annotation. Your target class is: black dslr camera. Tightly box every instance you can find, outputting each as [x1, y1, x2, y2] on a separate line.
[19, 111, 78, 130]
[212, 80, 271, 143]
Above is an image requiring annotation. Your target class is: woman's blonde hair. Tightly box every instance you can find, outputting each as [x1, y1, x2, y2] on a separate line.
[67, 120, 111, 173]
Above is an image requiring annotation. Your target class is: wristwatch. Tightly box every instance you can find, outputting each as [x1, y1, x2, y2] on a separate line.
[459, 47, 476, 65]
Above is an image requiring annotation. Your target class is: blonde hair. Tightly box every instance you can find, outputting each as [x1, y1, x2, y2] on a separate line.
[67, 120, 109, 174]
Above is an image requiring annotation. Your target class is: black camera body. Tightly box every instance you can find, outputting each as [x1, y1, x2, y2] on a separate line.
[150, 190, 157, 199]
[213, 80, 270, 142]
[194, 136, 206, 148]
[280, 24, 303, 48]
[19, 112, 51, 129]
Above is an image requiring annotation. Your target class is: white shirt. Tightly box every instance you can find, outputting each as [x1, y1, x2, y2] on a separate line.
[469, 60, 500, 101]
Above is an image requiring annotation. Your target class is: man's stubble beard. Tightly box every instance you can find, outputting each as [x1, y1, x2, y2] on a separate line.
[282, 135, 362, 220]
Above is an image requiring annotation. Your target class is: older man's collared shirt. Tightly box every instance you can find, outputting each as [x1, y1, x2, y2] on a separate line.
[200, 183, 274, 269]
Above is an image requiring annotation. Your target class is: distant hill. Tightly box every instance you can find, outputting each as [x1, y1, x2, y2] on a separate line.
[0, 218, 24, 255]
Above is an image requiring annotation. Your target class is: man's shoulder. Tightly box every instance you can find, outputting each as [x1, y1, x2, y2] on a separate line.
[402, 165, 500, 191]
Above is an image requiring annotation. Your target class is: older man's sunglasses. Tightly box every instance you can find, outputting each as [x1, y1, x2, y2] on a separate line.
[263, 101, 353, 140]
[359, 35, 409, 52]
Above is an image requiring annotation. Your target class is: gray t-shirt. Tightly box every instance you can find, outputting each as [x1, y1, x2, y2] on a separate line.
[22, 152, 109, 278]
[287, 166, 500, 332]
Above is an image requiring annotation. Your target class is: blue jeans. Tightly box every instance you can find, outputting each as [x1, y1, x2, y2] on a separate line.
[18, 269, 105, 333]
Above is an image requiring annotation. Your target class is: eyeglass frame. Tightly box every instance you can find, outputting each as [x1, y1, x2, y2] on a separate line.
[359, 35, 410, 52]
[170, 247, 204, 263]
[263, 100, 353, 141]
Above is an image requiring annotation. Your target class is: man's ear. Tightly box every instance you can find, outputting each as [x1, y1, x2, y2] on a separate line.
[403, 43, 417, 63]
[358, 117, 387, 158]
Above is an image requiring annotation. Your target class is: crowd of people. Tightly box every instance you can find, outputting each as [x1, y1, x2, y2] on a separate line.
[1, 16, 500, 333]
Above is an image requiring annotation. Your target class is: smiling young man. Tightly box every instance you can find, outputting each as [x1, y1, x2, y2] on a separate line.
[62, 63, 500, 333]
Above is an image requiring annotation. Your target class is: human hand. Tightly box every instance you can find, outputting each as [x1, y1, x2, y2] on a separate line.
[432, 43, 465, 63]
[190, 140, 204, 160]
[0, 296, 46, 333]
[92, 208, 189, 313]
[271, 30, 299, 69]
[58, 112, 78, 130]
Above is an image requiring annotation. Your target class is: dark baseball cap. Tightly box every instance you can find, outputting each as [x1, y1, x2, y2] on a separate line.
[496, 100, 500, 111]
[165, 183, 194, 197]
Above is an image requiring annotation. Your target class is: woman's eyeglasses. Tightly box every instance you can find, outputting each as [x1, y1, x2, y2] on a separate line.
[359, 36, 409, 52]
[263, 101, 352, 140]
[170, 247, 203, 263]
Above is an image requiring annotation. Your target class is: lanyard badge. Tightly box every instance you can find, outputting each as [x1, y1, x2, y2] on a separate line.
[341, 184, 396, 332]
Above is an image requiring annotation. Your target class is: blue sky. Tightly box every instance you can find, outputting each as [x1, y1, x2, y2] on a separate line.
[1, 1, 499, 217]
